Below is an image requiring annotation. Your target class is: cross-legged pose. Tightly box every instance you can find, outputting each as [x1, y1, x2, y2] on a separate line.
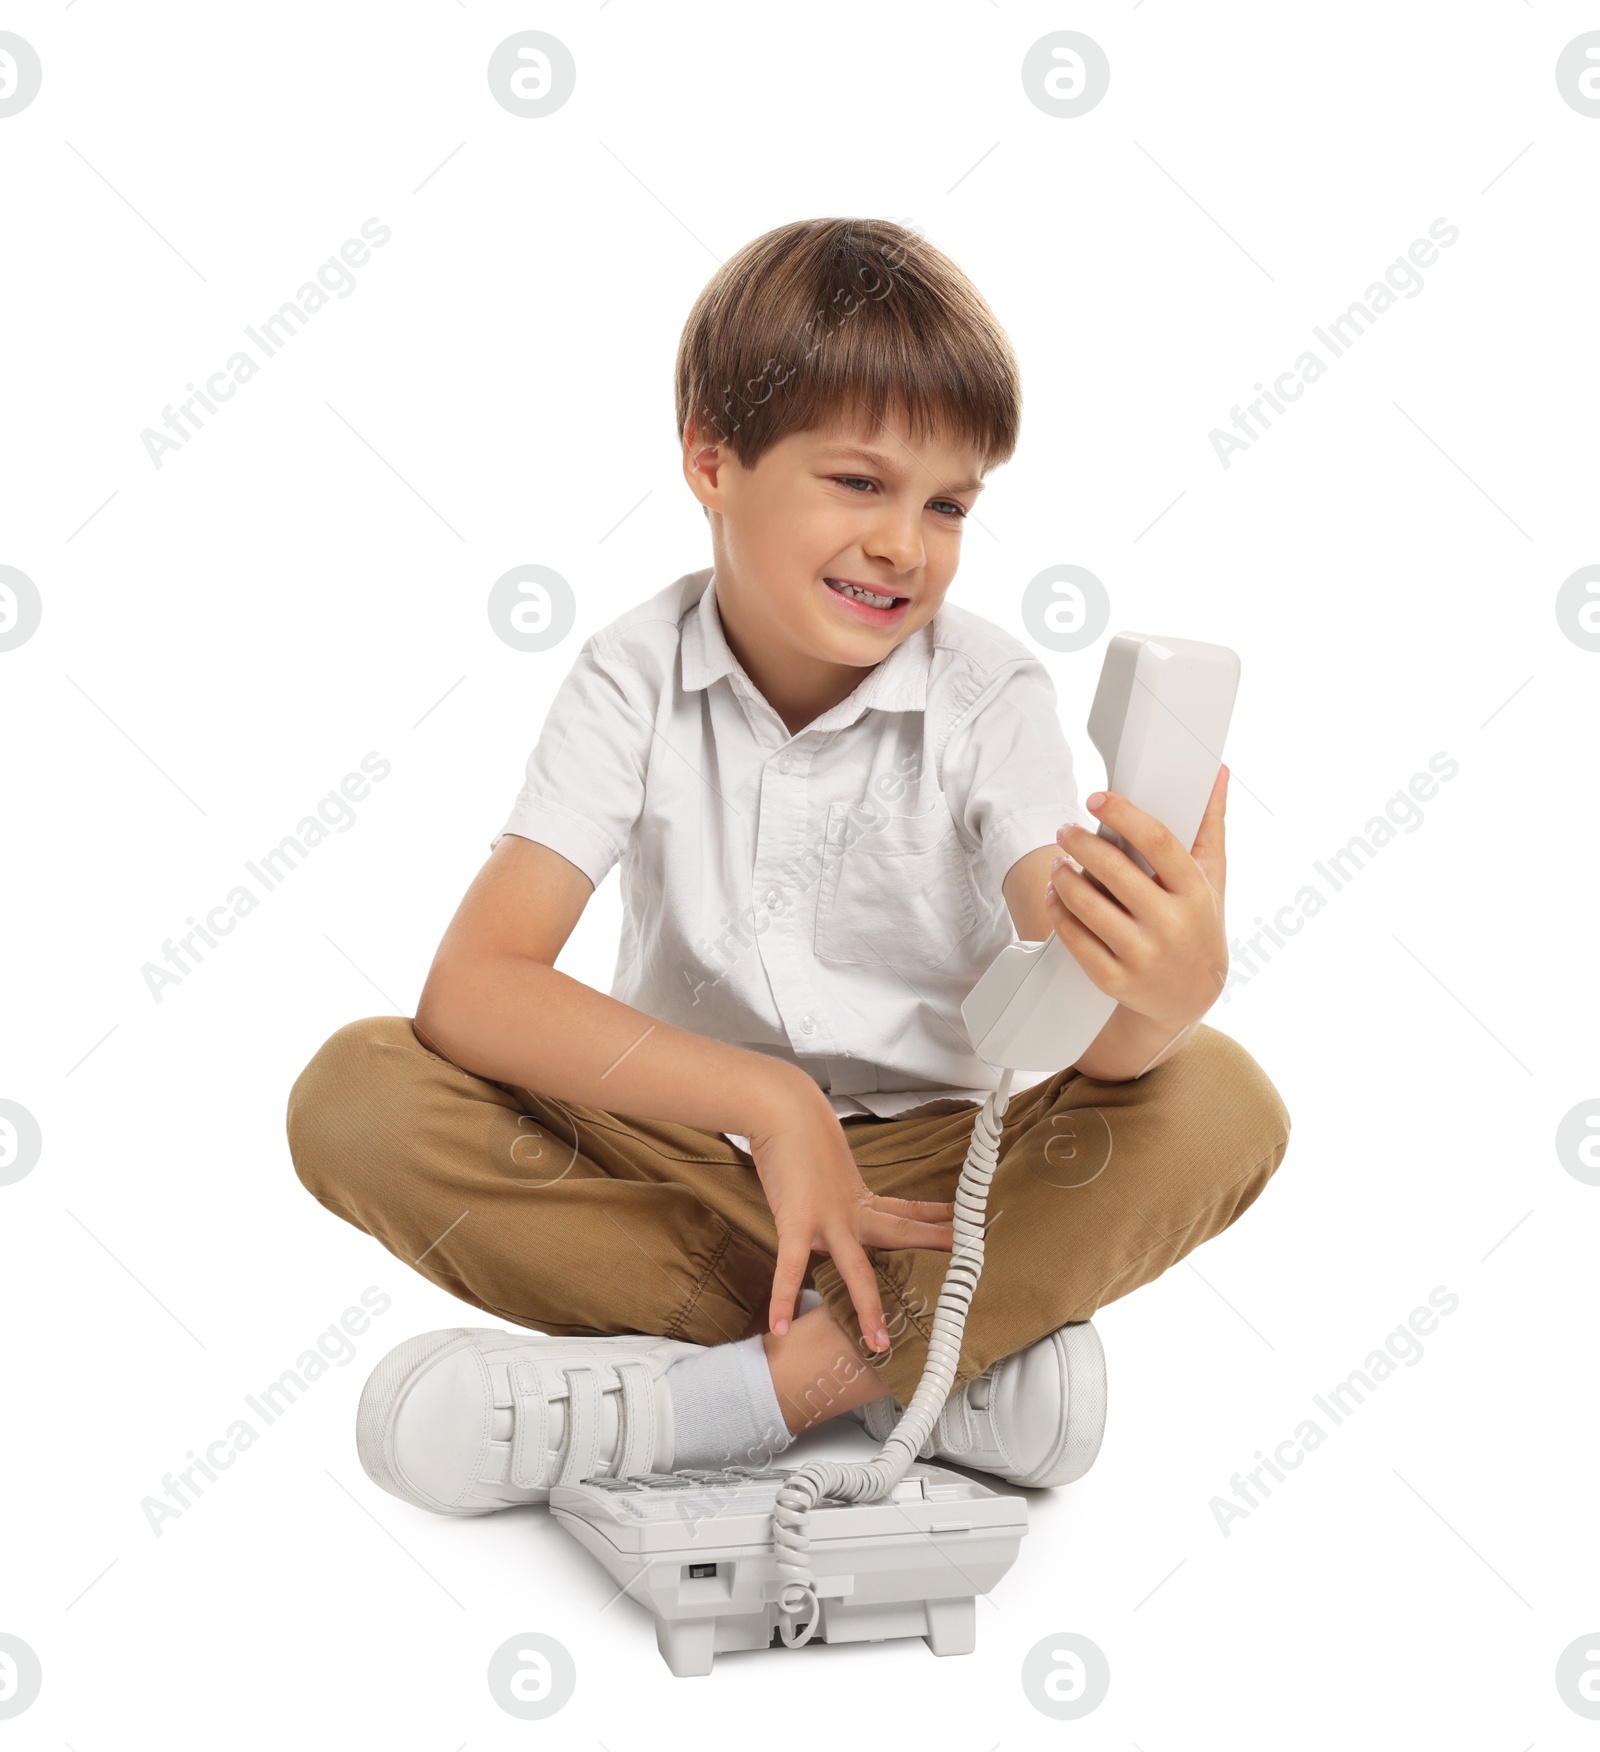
[286, 217, 1291, 1516]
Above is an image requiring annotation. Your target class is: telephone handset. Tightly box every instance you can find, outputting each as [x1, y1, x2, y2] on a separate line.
[961, 630, 1241, 1076]
[550, 630, 1241, 1675]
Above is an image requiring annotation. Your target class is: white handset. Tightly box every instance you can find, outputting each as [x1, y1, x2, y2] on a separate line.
[961, 631, 1240, 1076]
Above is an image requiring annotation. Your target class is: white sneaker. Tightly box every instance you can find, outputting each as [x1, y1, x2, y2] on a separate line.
[356, 1327, 705, 1515]
[849, 1321, 1107, 1488]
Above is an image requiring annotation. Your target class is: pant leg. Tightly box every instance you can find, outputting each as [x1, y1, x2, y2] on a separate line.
[812, 1022, 1293, 1406]
[284, 1016, 781, 1348]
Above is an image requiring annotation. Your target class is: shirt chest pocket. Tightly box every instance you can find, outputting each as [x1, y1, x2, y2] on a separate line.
[813, 799, 980, 968]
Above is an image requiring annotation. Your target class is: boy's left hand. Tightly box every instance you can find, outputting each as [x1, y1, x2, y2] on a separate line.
[1045, 764, 1230, 1032]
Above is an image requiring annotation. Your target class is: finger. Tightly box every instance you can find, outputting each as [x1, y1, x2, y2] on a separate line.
[1046, 880, 1124, 993]
[1056, 818, 1173, 918]
[1048, 857, 1144, 959]
[868, 1194, 958, 1220]
[828, 1237, 890, 1352]
[768, 1237, 810, 1337]
[1053, 818, 1149, 913]
[860, 1212, 956, 1252]
[1070, 792, 1194, 897]
[1189, 764, 1228, 894]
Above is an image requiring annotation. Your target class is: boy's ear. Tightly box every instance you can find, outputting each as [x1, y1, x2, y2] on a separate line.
[682, 423, 729, 516]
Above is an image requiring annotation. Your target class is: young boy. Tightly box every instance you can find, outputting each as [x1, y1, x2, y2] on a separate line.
[286, 217, 1291, 1516]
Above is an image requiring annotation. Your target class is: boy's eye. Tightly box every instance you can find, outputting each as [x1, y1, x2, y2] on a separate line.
[835, 476, 967, 520]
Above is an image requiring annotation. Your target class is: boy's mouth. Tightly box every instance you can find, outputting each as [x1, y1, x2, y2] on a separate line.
[823, 577, 911, 625]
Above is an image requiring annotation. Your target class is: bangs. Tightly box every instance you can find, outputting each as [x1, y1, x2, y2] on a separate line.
[675, 218, 1020, 475]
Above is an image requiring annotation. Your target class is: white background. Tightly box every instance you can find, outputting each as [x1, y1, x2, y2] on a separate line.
[2, 2, 1597, 1743]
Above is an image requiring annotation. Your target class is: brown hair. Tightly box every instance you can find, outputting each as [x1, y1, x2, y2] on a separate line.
[674, 217, 1020, 476]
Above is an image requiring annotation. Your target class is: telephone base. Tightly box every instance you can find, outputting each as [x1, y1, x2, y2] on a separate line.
[550, 1462, 1027, 1676]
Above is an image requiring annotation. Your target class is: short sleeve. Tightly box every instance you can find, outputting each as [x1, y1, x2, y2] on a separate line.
[941, 657, 1082, 902]
[492, 633, 650, 888]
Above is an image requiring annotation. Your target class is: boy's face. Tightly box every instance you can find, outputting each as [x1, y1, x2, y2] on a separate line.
[683, 406, 987, 685]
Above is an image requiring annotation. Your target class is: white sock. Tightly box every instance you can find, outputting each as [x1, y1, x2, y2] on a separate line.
[664, 1292, 821, 1470]
[666, 1335, 793, 1471]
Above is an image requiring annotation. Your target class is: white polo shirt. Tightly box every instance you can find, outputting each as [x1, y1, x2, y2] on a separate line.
[494, 565, 1082, 1154]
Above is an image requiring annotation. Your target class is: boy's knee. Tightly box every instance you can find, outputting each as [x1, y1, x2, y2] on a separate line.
[1168, 1023, 1292, 1178]
[285, 1015, 418, 1206]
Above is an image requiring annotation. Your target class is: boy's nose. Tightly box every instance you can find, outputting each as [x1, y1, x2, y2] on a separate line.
[864, 524, 924, 574]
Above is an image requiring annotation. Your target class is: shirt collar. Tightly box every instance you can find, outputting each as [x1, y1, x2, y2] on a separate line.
[680, 567, 931, 728]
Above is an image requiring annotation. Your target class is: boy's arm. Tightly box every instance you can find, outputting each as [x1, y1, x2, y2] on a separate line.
[413, 833, 819, 1138]
[417, 833, 957, 1349]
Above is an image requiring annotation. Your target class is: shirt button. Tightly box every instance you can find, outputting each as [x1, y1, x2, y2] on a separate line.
[764, 887, 780, 907]
[799, 1014, 816, 1034]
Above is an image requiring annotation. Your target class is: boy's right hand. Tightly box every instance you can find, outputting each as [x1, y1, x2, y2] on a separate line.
[743, 1081, 957, 1353]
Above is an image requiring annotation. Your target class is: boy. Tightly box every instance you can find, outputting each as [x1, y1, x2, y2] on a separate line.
[286, 217, 1290, 1516]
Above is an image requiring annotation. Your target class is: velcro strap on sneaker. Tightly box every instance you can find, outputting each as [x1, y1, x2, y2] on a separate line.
[611, 1359, 654, 1479]
[508, 1359, 550, 1488]
[554, 1366, 602, 1486]
[935, 1389, 973, 1455]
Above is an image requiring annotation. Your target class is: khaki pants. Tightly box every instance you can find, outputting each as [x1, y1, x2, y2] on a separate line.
[285, 1017, 1291, 1407]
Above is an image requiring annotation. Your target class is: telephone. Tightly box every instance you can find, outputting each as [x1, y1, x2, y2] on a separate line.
[550, 631, 1241, 1675]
